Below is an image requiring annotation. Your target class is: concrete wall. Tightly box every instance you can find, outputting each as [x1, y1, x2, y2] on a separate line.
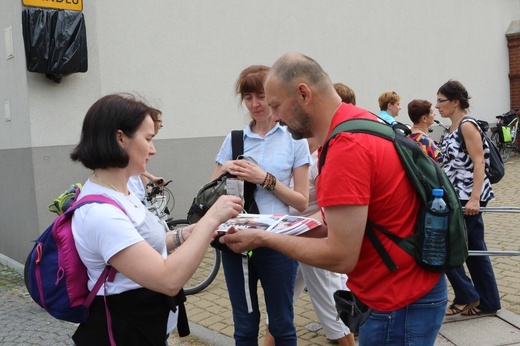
[1, 0, 520, 264]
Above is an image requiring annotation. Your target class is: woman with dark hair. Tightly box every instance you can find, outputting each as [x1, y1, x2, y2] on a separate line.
[211, 65, 310, 345]
[70, 93, 242, 345]
[407, 99, 442, 162]
[436, 80, 501, 317]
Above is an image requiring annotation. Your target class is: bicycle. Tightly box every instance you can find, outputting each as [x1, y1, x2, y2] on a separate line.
[146, 179, 175, 228]
[145, 181, 221, 296]
[490, 108, 520, 163]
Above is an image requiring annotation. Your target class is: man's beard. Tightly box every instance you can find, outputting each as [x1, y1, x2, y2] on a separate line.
[286, 101, 313, 140]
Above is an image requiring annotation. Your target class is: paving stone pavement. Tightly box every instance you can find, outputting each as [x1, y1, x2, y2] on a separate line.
[1, 155, 520, 345]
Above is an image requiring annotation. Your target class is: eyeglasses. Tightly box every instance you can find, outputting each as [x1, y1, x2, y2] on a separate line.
[436, 98, 450, 104]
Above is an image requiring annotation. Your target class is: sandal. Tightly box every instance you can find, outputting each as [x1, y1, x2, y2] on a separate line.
[461, 307, 497, 316]
[445, 300, 480, 316]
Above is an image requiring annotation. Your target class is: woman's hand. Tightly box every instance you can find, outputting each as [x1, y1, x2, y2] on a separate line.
[204, 195, 243, 224]
[228, 159, 266, 184]
[210, 161, 236, 181]
[464, 198, 480, 215]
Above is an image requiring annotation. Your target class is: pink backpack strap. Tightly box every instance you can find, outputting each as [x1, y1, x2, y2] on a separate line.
[71, 195, 123, 346]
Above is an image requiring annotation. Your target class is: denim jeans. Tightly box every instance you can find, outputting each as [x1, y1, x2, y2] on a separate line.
[222, 247, 297, 346]
[446, 202, 501, 311]
[358, 275, 447, 346]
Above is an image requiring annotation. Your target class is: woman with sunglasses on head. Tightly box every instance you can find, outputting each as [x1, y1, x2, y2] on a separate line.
[436, 80, 501, 317]
[211, 65, 310, 346]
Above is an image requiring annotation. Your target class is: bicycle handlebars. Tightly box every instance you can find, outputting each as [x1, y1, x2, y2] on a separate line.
[146, 180, 173, 201]
[496, 107, 520, 119]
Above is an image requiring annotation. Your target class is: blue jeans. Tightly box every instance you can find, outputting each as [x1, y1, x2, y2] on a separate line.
[222, 247, 297, 346]
[446, 202, 501, 311]
[358, 275, 447, 346]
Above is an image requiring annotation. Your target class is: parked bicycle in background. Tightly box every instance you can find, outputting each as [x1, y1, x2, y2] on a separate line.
[146, 181, 221, 295]
[490, 108, 520, 163]
[146, 179, 174, 228]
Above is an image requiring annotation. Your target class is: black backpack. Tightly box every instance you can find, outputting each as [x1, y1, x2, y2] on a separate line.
[187, 130, 258, 224]
[319, 118, 468, 272]
[457, 117, 505, 184]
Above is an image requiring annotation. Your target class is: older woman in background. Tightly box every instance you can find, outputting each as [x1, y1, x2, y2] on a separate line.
[407, 99, 442, 163]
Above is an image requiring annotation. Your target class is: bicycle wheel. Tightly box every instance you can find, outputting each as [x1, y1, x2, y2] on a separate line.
[491, 131, 511, 162]
[166, 219, 221, 295]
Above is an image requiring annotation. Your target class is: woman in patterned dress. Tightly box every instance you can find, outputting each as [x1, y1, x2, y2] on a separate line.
[436, 80, 501, 316]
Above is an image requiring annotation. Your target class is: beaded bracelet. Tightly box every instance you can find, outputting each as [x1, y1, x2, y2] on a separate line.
[267, 175, 277, 191]
[261, 173, 270, 187]
[262, 172, 277, 191]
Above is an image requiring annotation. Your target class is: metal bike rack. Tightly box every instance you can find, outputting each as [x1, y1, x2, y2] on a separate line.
[476, 206, 520, 213]
[463, 206, 520, 256]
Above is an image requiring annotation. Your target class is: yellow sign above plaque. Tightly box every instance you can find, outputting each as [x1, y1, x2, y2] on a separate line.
[22, 0, 83, 12]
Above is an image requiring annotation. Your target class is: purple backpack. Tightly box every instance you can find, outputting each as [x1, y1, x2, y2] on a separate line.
[24, 194, 122, 323]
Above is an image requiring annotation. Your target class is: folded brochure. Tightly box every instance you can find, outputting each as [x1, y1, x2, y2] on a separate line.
[217, 214, 321, 236]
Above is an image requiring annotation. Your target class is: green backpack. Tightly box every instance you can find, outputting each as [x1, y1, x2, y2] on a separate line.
[318, 118, 468, 272]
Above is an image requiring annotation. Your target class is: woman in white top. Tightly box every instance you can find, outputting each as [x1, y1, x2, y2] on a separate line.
[70, 94, 242, 345]
[127, 107, 165, 203]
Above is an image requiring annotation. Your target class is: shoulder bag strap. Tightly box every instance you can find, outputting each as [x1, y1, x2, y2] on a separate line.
[457, 116, 482, 152]
[231, 130, 244, 160]
[231, 130, 259, 214]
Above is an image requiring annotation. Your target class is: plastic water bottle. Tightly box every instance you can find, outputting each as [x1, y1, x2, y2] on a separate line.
[423, 189, 448, 266]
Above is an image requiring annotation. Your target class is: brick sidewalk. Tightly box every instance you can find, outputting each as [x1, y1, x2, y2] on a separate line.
[173, 155, 520, 345]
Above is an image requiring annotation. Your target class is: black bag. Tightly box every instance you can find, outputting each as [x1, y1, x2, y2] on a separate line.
[333, 290, 372, 334]
[187, 131, 258, 224]
[458, 117, 505, 184]
[503, 112, 517, 125]
[187, 172, 231, 225]
[187, 131, 258, 219]
[187, 131, 258, 252]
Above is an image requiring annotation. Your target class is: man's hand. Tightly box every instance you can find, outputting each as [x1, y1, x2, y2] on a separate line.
[220, 227, 265, 253]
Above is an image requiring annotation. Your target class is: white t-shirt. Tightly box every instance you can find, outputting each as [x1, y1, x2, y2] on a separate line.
[72, 179, 167, 295]
[289, 150, 319, 217]
[72, 179, 178, 333]
[127, 175, 146, 203]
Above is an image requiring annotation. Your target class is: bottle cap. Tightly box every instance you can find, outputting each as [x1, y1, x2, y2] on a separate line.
[432, 188, 444, 197]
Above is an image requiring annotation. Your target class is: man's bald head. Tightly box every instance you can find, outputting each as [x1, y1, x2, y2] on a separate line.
[267, 53, 333, 96]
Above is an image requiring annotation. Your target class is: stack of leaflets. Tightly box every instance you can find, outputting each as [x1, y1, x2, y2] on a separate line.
[217, 214, 321, 236]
